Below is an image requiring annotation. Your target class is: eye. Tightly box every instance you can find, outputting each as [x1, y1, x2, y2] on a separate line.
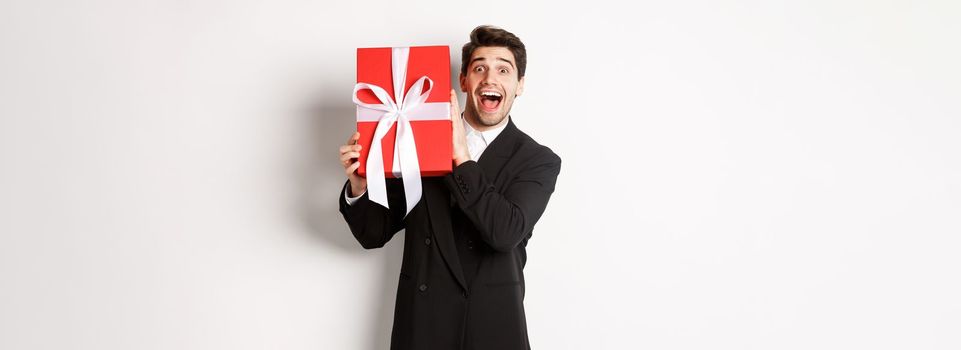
[499, 68, 509, 74]
[474, 66, 485, 73]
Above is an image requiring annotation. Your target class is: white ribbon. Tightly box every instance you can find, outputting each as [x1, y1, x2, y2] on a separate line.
[352, 47, 449, 216]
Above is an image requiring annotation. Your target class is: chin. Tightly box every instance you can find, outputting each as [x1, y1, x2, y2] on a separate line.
[470, 106, 506, 126]
[477, 112, 507, 127]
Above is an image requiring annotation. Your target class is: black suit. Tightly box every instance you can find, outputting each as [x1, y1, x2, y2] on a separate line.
[339, 118, 561, 350]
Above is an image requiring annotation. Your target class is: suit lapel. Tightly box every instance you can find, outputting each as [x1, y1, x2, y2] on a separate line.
[476, 117, 520, 180]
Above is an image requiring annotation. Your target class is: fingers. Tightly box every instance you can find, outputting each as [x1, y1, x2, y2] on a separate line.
[340, 132, 363, 158]
[340, 132, 363, 168]
[450, 89, 461, 121]
[450, 90, 465, 136]
[340, 150, 361, 163]
[339, 144, 362, 154]
[345, 161, 361, 176]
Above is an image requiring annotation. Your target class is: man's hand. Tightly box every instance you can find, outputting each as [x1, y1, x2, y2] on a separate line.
[450, 89, 471, 166]
[339, 132, 367, 196]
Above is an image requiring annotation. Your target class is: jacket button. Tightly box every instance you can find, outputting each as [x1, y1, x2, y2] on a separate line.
[462, 291, 469, 298]
[425, 238, 431, 246]
[419, 284, 428, 292]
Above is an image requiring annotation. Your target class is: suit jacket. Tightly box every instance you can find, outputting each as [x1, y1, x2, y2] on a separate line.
[339, 118, 561, 350]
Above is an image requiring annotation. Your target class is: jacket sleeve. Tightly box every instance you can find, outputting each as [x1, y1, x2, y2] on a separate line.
[443, 149, 562, 252]
[338, 178, 407, 249]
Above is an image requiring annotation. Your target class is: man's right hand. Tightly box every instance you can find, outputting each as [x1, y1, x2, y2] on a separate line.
[339, 132, 367, 197]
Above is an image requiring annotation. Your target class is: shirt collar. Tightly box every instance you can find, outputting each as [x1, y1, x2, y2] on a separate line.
[463, 114, 509, 145]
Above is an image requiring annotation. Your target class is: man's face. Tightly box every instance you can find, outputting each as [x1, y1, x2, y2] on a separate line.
[460, 46, 525, 129]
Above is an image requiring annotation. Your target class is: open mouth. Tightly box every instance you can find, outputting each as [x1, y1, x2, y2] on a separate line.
[478, 91, 502, 113]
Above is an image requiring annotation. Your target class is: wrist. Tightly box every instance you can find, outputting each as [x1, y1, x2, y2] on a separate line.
[349, 183, 366, 197]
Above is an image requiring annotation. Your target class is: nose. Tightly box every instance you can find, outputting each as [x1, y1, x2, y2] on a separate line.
[480, 71, 495, 85]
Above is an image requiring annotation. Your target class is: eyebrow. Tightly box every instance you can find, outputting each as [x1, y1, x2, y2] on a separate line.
[470, 56, 515, 69]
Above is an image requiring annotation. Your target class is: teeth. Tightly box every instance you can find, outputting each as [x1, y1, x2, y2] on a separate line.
[480, 91, 502, 97]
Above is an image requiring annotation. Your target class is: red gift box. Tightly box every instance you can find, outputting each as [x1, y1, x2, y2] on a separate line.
[354, 45, 452, 178]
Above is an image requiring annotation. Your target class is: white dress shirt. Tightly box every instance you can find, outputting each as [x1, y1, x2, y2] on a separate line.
[345, 116, 509, 205]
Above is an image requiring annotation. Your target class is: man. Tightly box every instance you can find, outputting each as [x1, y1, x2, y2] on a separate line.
[337, 25, 561, 350]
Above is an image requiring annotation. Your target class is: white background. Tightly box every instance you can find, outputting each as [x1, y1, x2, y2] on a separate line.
[2, 0, 960, 349]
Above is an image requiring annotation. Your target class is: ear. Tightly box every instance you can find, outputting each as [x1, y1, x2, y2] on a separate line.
[459, 73, 468, 93]
[515, 76, 525, 97]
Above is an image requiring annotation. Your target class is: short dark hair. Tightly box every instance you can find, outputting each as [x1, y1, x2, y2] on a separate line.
[461, 25, 527, 79]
